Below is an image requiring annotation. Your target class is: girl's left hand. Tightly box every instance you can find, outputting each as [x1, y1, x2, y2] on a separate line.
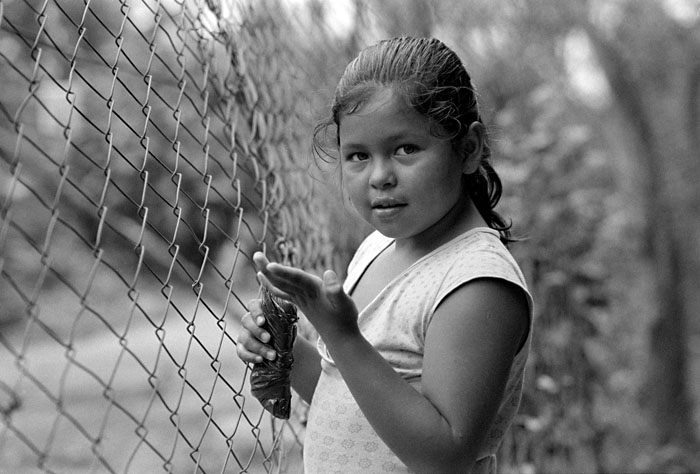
[253, 252, 360, 341]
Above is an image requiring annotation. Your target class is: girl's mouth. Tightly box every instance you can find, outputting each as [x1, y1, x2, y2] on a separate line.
[371, 200, 406, 218]
[370, 198, 405, 209]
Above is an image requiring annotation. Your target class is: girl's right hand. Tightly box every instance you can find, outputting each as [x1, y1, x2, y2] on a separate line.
[236, 299, 277, 364]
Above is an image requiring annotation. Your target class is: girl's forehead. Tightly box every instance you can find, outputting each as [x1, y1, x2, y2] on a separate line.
[357, 86, 399, 111]
[338, 87, 436, 147]
[340, 86, 410, 120]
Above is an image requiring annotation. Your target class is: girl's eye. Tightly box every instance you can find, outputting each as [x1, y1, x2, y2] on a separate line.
[396, 145, 418, 156]
[347, 152, 369, 162]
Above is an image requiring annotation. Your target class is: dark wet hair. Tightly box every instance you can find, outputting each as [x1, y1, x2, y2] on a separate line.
[313, 36, 512, 243]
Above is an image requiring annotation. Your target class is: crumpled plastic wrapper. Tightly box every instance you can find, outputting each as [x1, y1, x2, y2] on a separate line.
[250, 286, 298, 419]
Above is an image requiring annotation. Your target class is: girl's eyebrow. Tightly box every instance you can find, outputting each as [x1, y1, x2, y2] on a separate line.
[341, 132, 420, 149]
[385, 132, 416, 142]
[339, 141, 365, 151]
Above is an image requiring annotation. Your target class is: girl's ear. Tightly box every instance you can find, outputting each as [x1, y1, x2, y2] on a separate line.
[462, 121, 485, 174]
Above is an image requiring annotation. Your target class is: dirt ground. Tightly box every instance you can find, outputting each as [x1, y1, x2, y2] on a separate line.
[0, 280, 304, 474]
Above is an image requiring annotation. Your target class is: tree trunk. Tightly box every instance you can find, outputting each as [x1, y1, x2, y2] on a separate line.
[586, 25, 699, 454]
[373, 0, 434, 38]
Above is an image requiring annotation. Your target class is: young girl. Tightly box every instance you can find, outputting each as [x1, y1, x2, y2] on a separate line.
[236, 37, 532, 474]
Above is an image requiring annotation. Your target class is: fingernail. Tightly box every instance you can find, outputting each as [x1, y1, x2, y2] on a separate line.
[324, 270, 338, 285]
[267, 351, 276, 360]
[256, 316, 265, 325]
[261, 332, 270, 342]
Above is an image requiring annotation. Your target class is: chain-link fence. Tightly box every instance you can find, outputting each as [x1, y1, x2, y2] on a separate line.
[0, 0, 635, 472]
[0, 0, 332, 472]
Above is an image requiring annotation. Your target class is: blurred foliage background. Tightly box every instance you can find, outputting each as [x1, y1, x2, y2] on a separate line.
[1, 0, 699, 473]
[284, 0, 700, 472]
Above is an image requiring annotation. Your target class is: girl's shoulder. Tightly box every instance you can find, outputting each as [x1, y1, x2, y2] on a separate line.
[427, 227, 533, 316]
[354, 227, 500, 262]
[423, 227, 513, 271]
[348, 227, 514, 280]
[346, 227, 530, 301]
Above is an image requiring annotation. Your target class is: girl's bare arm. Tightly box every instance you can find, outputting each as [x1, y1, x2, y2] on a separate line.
[288, 333, 322, 403]
[256, 253, 529, 474]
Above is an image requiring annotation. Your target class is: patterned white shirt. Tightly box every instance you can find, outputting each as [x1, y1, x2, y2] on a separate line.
[303, 228, 533, 473]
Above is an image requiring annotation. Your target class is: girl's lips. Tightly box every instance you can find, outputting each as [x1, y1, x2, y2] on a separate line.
[370, 197, 405, 209]
[371, 203, 406, 218]
[371, 203, 406, 209]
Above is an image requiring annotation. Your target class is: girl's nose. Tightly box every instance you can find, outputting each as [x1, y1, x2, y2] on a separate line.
[369, 158, 396, 189]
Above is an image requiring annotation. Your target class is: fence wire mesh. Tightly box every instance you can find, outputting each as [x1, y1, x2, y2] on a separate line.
[0, 0, 331, 472]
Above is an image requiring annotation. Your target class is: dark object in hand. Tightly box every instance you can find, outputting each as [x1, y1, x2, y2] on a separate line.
[250, 286, 298, 419]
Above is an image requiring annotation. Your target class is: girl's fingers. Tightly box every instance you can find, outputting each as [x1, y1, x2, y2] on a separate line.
[254, 252, 301, 296]
[322, 270, 341, 292]
[236, 343, 275, 363]
[236, 344, 264, 364]
[237, 304, 276, 361]
[252, 252, 271, 272]
[256, 271, 295, 302]
[236, 326, 276, 362]
[265, 264, 323, 300]
[241, 304, 270, 342]
[253, 252, 328, 311]
[248, 298, 262, 314]
[254, 252, 316, 291]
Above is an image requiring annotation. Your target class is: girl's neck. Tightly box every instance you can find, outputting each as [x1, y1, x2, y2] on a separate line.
[393, 197, 486, 259]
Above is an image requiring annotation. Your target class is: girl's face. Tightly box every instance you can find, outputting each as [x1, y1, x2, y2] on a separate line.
[339, 87, 477, 249]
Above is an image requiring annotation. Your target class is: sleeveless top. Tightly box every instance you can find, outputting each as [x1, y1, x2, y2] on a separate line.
[303, 228, 533, 474]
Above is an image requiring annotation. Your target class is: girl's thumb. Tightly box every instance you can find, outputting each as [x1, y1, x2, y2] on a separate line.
[322, 270, 341, 292]
[322, 270, 346, 303]
[323, 270, 357, 314]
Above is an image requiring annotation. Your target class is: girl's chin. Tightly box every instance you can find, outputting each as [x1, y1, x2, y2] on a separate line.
[369, 223, 415, 240]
